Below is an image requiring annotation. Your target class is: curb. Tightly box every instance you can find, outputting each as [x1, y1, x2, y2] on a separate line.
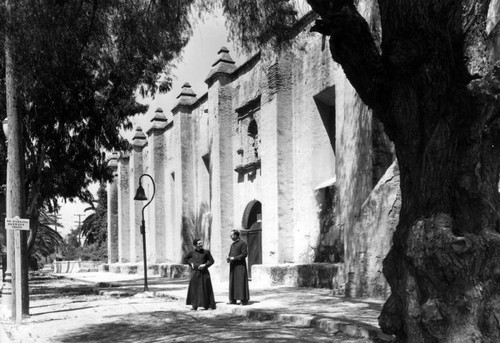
[215, 303, 394, 342]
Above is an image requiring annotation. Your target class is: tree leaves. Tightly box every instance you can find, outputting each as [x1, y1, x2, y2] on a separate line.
[0, 0, 202, 258]
[221, 0, 299, 53]
[0, 0, 196, 211]
[80, 184, 107, 246]
[32, 210, 64, 262]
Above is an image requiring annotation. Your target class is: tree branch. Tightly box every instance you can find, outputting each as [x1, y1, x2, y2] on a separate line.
[27, 207, 40, 258]
[27, 145, 45, 218]
[26, 145, 45, 258]
[307, 0, 387, 112]
[78, 0, 98, 58]
[467, 61, 500, 127]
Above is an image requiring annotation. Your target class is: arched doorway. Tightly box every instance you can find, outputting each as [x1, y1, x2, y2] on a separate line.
[240, 200, 262, 278]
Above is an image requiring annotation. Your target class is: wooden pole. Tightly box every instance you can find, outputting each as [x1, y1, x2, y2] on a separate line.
[1, 0, 28, 322]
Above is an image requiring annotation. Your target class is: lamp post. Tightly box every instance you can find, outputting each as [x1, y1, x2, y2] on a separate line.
[133, 173, 155, 292]
[1, 118, 6, 279]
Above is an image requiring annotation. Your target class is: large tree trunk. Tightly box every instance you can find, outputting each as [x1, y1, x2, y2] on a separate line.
[308, 0, 500, 341]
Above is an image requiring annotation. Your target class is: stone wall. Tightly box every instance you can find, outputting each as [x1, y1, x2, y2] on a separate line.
[252, 263, 341, 289]
[349, 161, 400, 298]
[107, 10, 398, 296]
[53, 261, 101, 273]
[289, 26, 338, 264]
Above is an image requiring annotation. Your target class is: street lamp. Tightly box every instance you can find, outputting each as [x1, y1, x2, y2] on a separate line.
[2, 117, 8, 139]
[133, 173, 155, 292]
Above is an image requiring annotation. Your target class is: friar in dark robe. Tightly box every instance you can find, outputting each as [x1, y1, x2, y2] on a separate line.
[226, 229, 250, 305]
[184, 238, 216, 310]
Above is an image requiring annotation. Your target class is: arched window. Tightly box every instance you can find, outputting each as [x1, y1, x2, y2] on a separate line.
[235, 97, 262, 175]
[248, 119, 258, 137]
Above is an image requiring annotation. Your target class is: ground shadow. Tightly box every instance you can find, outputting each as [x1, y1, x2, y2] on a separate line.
[55, 310, 334, 343]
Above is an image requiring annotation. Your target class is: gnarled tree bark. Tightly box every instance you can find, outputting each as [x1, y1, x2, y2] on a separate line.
[308, 0, 500, 341]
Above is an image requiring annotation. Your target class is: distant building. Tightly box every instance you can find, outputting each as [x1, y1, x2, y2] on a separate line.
[106, 11, 398, 299]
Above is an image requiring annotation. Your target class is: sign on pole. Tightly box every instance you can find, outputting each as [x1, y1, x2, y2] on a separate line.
[4, 216, 29, 323]
[5, 216, 30, 231]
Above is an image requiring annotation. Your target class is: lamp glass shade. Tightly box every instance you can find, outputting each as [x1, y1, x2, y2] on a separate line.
[134, 184, 148, 201]
[2, 118, 8, 139]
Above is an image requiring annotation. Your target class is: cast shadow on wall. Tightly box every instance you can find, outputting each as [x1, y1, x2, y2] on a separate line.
[313, 184, 343, 263]
[181, 202, 212, 257]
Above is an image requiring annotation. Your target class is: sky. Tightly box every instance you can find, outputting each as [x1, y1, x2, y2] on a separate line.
[58, 183, 99, 236]
[57, 10, 244, 236]
[131, 12, 246, 135]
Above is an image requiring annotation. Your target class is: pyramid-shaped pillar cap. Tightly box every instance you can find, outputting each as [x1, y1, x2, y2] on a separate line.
[205, 47, 237, 85]
[132, 126, 147, 140]
[132, 126, 148, 148]
[119, 151, 130, 160]
[152, 107, 167, 119]
[107, 151, 119, 169]
[212, 46, 235, 67]
[176, 83, 197, 99]
[172, 83, 197, 113]
[150, 107, 168, 124]
[148, 107, 169, 133]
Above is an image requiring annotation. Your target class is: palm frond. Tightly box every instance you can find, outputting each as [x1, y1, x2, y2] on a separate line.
[34, 222, 64, 259]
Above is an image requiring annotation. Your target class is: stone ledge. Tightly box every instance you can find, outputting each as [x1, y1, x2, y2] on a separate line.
[252, 263, 343, 290]
[159, 263, 191, 279]
[99, 263, 190, 279]
[52, 261, 100, 273]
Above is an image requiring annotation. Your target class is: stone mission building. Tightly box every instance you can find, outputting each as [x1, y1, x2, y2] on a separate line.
[106, 10, 399, 299]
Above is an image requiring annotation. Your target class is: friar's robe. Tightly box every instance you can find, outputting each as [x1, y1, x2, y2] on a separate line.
[228, 239, 250, 301]
[184, 249, 216, 309]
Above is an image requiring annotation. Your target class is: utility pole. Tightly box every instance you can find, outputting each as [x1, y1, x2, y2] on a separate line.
[74, 214, 84, 245]
[1, 0, 28, 321]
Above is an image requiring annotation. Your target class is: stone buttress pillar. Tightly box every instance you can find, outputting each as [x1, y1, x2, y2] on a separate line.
[259, 52, 295, 265]
[205, 47, 237, 281]
[172, 83, 197, 263]
[117, 152, 130, 262]
[107, 152, 119, 264]
[146, 108, 169, 262]
[129, 127, 147, 262]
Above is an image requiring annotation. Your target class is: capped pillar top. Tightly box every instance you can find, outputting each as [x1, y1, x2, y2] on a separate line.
[172, 83, 197, 113]
[132, 126, 148, 148]
[118, 151, 130, 160]
[205, 47, 237, 86]
[148, 107, 169, 133]
[151, 107, 168, 122]
[107, 151, 119, 169]
[212, 46, 235, 66]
